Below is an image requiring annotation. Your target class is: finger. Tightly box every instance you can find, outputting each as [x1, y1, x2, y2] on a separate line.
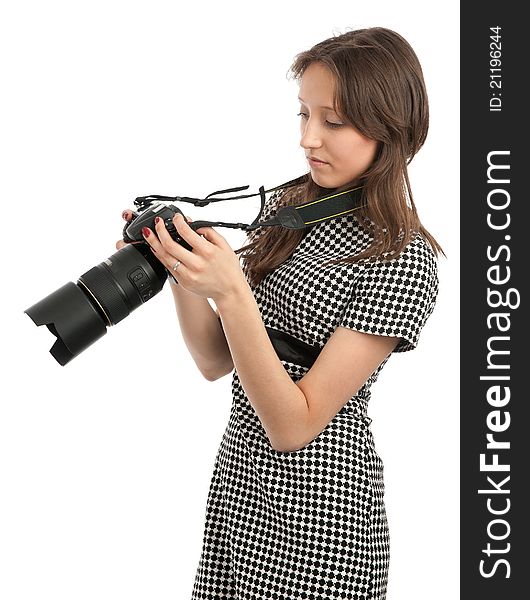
[116, 239, 128, 250]
[195, 225, 226, 247]
[121, 209, 134, 222]
[153, 217, 201, 265]
[142, 225, 196, 271]
[141, 227, 165, 255]
[170, 213, 211, 251]
[168, 257, 188, 281]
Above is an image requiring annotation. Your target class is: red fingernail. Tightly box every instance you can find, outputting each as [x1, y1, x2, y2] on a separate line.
[122, 211, 129, 219]
[142, 227, 150, 237]
[155, 217, 160, 224]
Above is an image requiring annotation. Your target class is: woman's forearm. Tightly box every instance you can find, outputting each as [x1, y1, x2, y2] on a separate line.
[170, 281, 233, 381]
[215, 278, 309, 452]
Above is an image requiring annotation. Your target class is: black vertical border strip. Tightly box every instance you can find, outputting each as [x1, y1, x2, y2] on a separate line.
[461, 2, 527, 598]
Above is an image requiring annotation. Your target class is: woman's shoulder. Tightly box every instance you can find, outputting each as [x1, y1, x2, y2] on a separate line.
[355, 230, 439, 285]
[399, 231, 439, 272]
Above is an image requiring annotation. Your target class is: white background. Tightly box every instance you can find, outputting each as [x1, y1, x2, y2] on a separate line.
[1, 1, 459, 598]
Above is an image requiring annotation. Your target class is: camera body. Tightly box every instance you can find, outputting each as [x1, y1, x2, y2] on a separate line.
[123, 203, 193, 251]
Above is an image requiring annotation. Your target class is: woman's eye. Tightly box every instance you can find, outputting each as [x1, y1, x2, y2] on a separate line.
[297, 112, 343, 129]
[296, 112, 344, 129]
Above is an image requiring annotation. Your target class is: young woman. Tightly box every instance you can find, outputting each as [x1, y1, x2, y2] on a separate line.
[118, 26, 442, 600]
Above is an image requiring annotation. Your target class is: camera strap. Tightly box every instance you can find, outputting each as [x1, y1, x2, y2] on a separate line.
[249, 185, 364, 231]
[133, 174, 364, 233]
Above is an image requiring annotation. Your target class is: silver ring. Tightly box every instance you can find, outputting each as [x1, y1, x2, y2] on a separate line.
[172, 260, 181, 272]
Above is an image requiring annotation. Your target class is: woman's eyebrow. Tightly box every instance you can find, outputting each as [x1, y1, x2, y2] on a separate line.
[298, 96, 336, 111]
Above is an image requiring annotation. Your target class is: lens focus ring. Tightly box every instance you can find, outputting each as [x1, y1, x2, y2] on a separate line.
[79, 265, 131, 326]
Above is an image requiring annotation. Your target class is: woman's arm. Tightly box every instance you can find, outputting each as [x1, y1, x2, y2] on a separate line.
[216, 280, 399, 452]
[140, 213, 399, 452]
[117, 210, 233, 382]
[170, 280, 233, 381]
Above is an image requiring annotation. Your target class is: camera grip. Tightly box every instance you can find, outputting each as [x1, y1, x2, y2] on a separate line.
[165, 219, 212, 251]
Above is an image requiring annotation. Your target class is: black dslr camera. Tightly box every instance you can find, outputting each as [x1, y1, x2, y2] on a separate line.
[24, 175, 350, 366]
[24, 199, 210, 366]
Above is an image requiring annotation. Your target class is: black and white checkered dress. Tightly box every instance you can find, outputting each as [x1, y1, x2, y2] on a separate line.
[192, 189, 439, 600]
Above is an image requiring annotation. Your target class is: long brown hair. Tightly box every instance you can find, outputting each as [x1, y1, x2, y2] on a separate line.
[236, 27, 444, 288]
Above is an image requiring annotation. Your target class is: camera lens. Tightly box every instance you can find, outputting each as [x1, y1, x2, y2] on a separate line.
[78, 243, 166, 326]
[25, 243, 167, 365]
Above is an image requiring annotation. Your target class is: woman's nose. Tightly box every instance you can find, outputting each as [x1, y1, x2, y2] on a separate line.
[300, 119, 323, 150]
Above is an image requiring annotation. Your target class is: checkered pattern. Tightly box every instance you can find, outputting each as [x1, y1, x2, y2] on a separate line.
[191, 189, 439, 599]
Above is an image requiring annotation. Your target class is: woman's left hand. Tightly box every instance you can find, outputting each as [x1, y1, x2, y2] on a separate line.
[142, 213, 247, 302]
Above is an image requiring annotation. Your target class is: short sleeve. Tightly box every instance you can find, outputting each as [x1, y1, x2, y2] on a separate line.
[338, 236, 439, 352]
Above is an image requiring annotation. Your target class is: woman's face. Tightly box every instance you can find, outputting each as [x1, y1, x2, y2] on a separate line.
[298, 62, 378, 189]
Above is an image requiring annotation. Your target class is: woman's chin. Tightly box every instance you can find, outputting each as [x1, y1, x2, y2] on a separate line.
[310, 171, 336, 189]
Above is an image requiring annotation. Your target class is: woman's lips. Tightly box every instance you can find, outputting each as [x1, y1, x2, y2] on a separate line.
[307, 157, 329, 167]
